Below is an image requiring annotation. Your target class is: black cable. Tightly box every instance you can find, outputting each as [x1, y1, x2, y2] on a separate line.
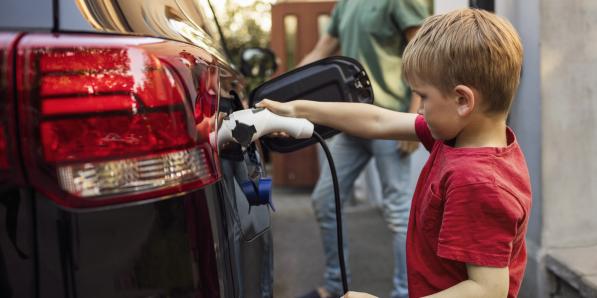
[313, 132, 349, 294]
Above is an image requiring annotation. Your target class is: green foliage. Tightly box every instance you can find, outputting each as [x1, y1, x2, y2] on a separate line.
[216, 0, 273, 66]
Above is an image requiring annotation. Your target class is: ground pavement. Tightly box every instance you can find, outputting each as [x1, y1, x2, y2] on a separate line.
[271, 187, 394, 298]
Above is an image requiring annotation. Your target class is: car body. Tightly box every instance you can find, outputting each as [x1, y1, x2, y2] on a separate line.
[0, 1, 372, 297]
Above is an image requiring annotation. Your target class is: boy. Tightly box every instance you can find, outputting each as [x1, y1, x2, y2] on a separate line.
[256, 8, 531, 298]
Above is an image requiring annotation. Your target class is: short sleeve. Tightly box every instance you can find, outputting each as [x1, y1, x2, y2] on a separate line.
[326, 1, 345, 37]
[437, 183, 525, 267]
[415, 115, 435, 151]
[391, 0, 431, 31]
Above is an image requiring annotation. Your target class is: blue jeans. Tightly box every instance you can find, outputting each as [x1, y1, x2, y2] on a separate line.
[312, 134, 412, 298]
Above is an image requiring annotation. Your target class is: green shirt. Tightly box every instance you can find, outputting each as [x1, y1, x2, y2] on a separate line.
[327, 0, 431, 111]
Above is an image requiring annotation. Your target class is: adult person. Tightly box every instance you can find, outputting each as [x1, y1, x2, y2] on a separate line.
[295, 1, 432, 298]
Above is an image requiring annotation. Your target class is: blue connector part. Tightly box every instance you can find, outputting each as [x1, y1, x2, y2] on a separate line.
[240, 177, 275, 211]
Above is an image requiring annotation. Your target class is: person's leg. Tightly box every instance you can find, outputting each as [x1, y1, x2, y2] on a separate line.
[371, 139, 412, 298]
[364, 159, 383, 207]
[391, 230, 408, 298]
[352, 169, 367, 205]
[311, 133, 371, 296]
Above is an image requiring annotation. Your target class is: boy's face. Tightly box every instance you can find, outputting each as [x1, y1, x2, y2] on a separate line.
[411, 82, 464, 141]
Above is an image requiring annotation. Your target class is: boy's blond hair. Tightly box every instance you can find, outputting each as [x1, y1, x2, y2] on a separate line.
[403, 8, 523, 114]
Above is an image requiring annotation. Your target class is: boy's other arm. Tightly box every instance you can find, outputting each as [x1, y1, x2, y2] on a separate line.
[424, 265, 509, 298]
[298, 33, 340, 67]
[396, 26, 422, 154]
[255, 99, 419, 141]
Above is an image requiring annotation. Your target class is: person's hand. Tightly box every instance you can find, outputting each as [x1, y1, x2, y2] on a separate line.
[341, 291, 379, 298]
[398, 140, 419, 156]
[253, 99, 297, 138]
[255, 99, 297, 118]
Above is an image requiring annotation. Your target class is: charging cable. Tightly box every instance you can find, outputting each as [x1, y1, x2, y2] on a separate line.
[313, 132, 349, 294]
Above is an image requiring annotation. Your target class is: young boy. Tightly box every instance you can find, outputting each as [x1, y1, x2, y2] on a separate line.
[257, 8, 531, 298]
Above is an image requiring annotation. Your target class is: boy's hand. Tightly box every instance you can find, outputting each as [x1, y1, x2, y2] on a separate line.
[398, 140, 420, 156]
[341, 291, 378, 298]
[255, 99, 297, 118]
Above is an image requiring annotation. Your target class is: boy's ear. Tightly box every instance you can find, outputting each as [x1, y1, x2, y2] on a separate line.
[453, 85, 475, 117]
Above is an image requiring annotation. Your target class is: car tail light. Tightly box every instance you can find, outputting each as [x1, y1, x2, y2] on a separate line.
[0, 33, 24, 185]
[17, 34, 220, 209]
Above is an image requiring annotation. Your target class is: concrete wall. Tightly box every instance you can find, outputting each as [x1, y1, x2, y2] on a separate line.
[540, 3, 597, 297]
[540, 0, 597, 249]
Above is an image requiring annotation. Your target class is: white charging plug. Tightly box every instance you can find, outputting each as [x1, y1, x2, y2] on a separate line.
[216, 108, 314, 147]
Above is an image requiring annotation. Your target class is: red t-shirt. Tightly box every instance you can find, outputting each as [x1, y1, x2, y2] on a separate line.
[407, 115, 532, 298]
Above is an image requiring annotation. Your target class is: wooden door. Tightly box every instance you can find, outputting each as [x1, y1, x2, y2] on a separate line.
[269, 0, 336, 187]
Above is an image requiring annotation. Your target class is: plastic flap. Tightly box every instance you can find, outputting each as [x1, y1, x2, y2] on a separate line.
[250, 56, 374, 153]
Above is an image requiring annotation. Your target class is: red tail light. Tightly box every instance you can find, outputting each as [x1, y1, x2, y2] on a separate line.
[17, 34, 221, 209]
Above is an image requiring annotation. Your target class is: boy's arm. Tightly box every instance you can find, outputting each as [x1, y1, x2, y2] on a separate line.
[255, 99, 419, 141]
[424, 265, 509, 298]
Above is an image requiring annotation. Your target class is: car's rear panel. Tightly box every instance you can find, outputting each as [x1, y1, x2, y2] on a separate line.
[0, 1, 274, 297]
[33, 188, 222, 298]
